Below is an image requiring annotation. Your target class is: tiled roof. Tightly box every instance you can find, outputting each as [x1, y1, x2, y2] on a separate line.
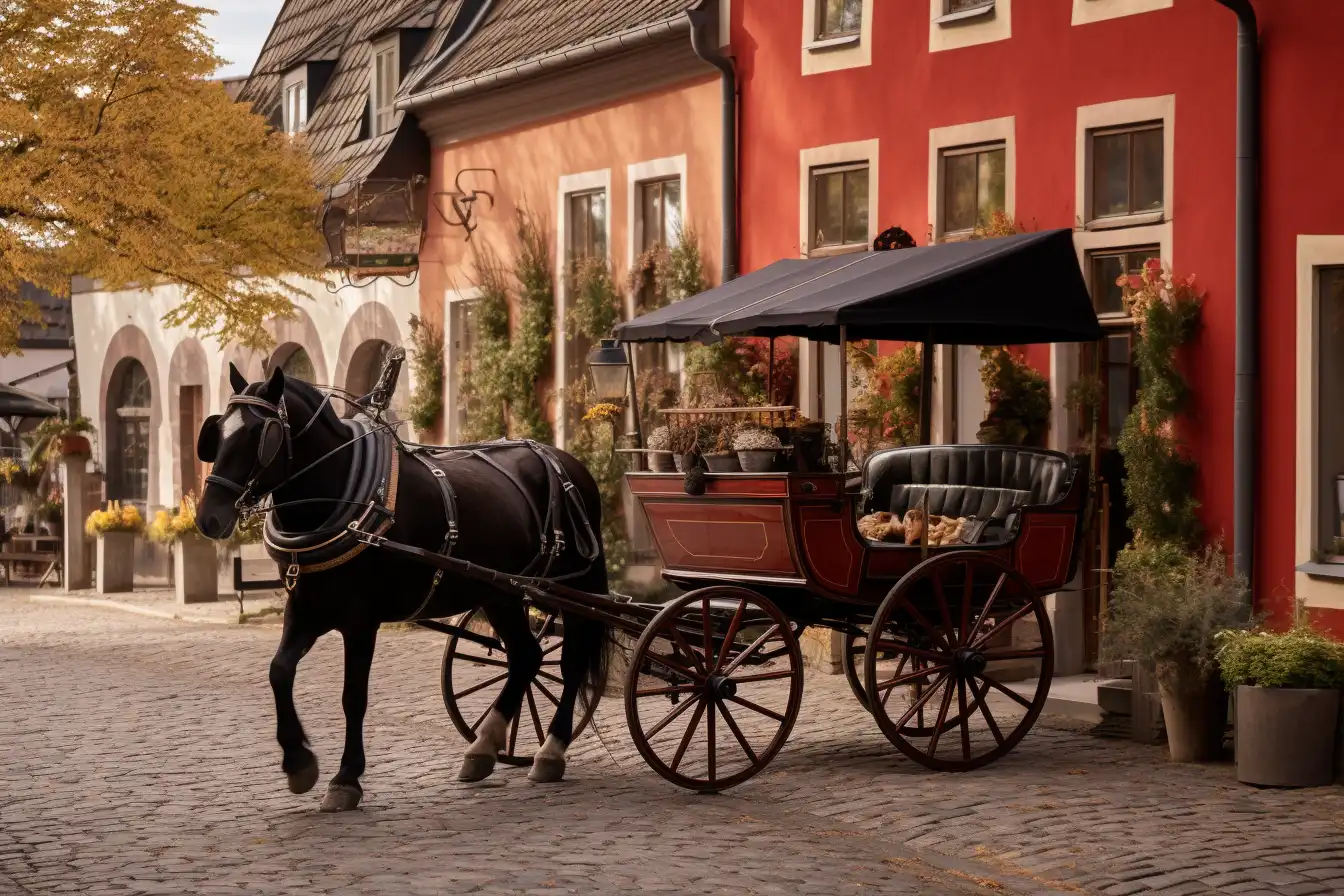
[410, 0, 699, 96]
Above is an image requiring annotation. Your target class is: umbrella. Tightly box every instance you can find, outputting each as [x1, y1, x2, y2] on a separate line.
[0, 383, 61, 420]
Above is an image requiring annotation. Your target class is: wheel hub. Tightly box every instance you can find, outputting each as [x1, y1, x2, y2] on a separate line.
[707, 675, 737, 700]
[953, 648, 987, 678]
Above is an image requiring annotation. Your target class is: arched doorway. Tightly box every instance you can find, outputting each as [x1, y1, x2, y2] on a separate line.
[271, 344, 316, 384]
[344, 339, 398, 418]
[108, 358, 151, 507]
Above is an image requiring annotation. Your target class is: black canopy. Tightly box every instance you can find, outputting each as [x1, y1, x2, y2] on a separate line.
[615, 229, 1103, 346]
[0, 383, 60, 420]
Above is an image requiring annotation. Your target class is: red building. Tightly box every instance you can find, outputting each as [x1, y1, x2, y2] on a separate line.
[728, 0, 1344, 663]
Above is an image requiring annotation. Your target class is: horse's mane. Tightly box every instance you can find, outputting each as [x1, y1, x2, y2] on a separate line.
[246, 376, 346, 435]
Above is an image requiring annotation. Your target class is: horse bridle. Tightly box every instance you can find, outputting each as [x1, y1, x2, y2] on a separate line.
[197, 394, 294, 511]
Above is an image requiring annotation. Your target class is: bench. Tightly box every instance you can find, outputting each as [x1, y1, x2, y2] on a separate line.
[232, 554, 282, 598]
[0, 551, 62, 587]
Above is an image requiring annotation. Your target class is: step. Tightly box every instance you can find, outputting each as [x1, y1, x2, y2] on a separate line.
[1096, 679, 1133, 716]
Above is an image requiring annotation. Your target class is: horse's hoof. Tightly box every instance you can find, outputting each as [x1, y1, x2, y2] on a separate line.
[528, 756, 566, 784]
[319, 784, 362, 813]
[286, 755, 319, 794]
[457, 752, 497, 783]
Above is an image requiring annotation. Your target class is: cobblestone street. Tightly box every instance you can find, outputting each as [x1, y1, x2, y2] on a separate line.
[3, 595, 1344, 896]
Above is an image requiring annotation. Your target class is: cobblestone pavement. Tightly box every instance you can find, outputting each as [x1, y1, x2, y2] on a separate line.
[3, 596, 1344, 896]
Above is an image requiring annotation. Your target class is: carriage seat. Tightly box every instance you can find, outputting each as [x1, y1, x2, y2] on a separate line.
[860, 446, 1074, 535]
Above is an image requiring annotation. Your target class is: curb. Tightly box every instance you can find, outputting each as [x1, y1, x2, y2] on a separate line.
[27, 593, 239, 625]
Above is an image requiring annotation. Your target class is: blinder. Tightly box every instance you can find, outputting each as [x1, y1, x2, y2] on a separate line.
[197, 415, 222, 463]
[258, 417, 284, 466]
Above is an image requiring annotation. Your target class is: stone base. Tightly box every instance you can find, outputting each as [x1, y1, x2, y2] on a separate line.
[175, 539, 219, 604]
[95, 533, 135, 594]
[801, 627, 843, 675]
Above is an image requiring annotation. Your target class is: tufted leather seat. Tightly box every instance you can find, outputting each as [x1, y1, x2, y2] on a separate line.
[861, 445, 1074, 525]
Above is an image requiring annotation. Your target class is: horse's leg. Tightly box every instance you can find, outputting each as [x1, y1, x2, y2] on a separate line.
[269, 598, 326, 795]
[457, 597, 542, 782]
[530, 611, 605, 783]
[319, 620, 378, 812]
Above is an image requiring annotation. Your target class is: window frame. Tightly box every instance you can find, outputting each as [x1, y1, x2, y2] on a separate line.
[282, 68, 309, 136]
[802, 0, 873, 73]
[1086, 245, 1159, 320]
[808, 162, 871, 254]
[1086, 120, 1165, 226]
[936, 0, 996, 24]
[815, 0, 863, 39]
[937, 141, 1007, 241]
[110, 359, 151, 507]
[554, 170, 612, 449]
[370, 36, 400, 137]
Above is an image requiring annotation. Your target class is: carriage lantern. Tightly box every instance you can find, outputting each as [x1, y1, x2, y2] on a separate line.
[321, 177, 428, 279]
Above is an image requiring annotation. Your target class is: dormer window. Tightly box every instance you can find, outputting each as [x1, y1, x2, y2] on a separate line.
[282, 69, 308, 136]
[371, 36, 399, 135]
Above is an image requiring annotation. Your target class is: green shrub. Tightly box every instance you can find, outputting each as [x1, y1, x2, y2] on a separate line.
[1217, 626, 1344, 690]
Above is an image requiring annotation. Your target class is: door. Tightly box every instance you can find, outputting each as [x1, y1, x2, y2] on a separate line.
[179, 386, 204, 498]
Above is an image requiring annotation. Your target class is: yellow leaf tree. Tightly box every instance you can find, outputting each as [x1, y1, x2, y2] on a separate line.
[0, 0, 325, 351]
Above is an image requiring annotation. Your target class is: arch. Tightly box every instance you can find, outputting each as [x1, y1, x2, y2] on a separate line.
[264, 306, 329, 385]
[167, 338, 209, 501]
[218, 344, 265, 411]
[333, 302, 410, 418]
[99, 324, 161, 508]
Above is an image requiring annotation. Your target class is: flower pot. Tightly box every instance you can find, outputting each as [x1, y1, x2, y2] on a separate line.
[1157, 668, 1228, 762]
[59, 435, 91, 458]
[1235, 685, 1339, 787]
[95, 532, 135, 594]
[704, 452, 741, 473]
[673, 453, 692, 473]
[648, 451, 676, 473]
[737, 449, 778, 473]
[175, 537, 219, 604]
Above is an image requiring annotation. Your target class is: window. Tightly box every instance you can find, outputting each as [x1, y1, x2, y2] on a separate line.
[1089, 122, 1163, 222]
[943, 0, 994, 15]
[283, 78, 308, 136]
[1316, 267, 1344, 560]
[1088, 246, 1158, 317]
[111, 359, 151, 506]
[450, 300, 481, 440]
[279, 347, 315, 384]
[567, 190, 607, 266]
[940, 143, 1005, 238]
[179, 386, 204, 498]
[817, 0, 862, 38]
[810, 164, 869, 251]
[640, 178, 682, 254]
[372, 40, 399, 136]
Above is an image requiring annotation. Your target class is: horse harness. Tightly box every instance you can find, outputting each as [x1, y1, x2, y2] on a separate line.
[203, 391, 599, 622]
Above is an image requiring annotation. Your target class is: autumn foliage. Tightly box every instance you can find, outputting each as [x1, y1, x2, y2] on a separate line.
[0, 0, 325, 351]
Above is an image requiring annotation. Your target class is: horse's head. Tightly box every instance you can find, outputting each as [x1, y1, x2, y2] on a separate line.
[196, 363, 290, 540]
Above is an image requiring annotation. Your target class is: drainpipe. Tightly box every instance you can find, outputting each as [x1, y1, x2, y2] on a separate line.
[1214, 0, 1259, 599]
[688, 6, 738, 282]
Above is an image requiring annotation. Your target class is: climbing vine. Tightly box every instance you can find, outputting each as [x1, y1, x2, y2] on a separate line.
[457, 208, 555, 443]
[847, 343, 924, 457]
[406, 315, 445, 437]
[1116, 259, 1204, 549]
[976, 347, 1052, 446]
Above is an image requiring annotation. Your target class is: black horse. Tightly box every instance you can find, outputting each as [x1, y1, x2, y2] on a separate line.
[195, 364, 610, 812]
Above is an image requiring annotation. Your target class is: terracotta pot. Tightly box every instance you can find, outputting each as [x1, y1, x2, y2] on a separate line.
[1235, 685, 1340, 787]
[647, 451, 676, 473]
[704, 452, 741, 473]
[1157, 668, 1228, 762]
[59, 434, 91, 457]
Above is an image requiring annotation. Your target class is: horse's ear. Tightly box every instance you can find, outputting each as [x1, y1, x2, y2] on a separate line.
[229, 363, 248, 394]
[262, 365, 285, 402]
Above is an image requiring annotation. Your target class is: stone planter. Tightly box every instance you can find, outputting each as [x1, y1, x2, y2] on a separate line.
[737, 449, 780, 473]
[703, 452, 741, 473]
[1157, 668, 1228, 762]
[95, 532, 135, 594]
[647, 451, 676, 473]
[174, 537, 219, 604]
[1235, 685, 1340, 787]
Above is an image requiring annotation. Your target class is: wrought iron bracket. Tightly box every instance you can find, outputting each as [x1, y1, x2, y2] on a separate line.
[432, 168, 497, 242]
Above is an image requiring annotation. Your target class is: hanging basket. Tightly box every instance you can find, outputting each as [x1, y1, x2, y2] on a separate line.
[321, 177, 428, 279]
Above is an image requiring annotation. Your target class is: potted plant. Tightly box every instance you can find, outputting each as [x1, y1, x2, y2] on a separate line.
[669, 423, 705, 473]
[1217, 622, 1344, 787]
[645, 425, 675, 473]
[27, 415, 95, 463]
[1101, 542, 1252, 762]
[85, 500, 144, 594]
[734, 426, 783, 473]
[703, 423, 741, 473]
[147, 496, 218, 604]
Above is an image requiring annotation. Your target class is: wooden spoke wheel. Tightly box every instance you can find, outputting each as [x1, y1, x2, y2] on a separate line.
[864, 552, 1053, 772]
[624, 586, 804, 793]
[842, 628, 979, 736]
[441, 607, 600, 767]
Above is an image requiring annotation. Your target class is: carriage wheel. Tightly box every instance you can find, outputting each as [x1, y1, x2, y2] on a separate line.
[441, 607, 601, 767]
[624, 586, 804, 793]
[864, 552, 1053, 772]
[842, 628, 980, 736]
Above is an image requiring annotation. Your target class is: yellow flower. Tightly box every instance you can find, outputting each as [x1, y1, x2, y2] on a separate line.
[583, 402, 621, 423]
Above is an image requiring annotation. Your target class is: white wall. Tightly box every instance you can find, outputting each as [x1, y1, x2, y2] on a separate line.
[72, 275, 420, 508]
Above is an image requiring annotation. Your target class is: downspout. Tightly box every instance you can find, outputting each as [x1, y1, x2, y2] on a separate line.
[1214, 0, 1259, 598]
[688, 6, 738, 282]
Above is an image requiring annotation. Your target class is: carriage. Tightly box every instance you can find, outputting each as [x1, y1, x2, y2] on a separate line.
[354, 228, 1103, 793]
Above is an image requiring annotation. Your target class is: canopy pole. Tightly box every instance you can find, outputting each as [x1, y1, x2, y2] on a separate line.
[837, 327, 848, 474]
[918, 340, 935, 446]
[767, 336, 776, 403]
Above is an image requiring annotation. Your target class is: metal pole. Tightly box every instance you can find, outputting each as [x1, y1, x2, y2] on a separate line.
[626, 344, 644, 458]
[767, 336, 776, 403]
[837, 327, 848, 473]
[918, 340, 935, 445]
